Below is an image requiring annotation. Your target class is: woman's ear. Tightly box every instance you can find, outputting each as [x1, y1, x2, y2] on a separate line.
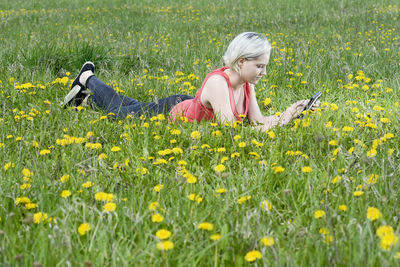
[237, 58, 246, 68]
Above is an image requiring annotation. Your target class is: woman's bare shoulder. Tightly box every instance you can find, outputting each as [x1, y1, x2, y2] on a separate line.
[203, 74, 229, 94]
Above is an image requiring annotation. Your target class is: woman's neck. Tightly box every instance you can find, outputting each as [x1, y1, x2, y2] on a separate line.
[225, 68, 245, 90]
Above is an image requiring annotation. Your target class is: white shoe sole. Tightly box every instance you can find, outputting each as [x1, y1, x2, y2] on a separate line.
[63, 84, 82, 106]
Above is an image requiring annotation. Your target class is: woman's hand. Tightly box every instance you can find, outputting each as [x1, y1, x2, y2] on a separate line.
[280, 100, 308, 124]
[309, 100, 320, 111]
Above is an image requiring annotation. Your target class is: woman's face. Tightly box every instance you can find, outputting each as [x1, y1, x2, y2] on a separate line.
[238, 53, 269, 84]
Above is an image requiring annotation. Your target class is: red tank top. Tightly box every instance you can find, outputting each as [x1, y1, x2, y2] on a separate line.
[169, 67, 251, 122]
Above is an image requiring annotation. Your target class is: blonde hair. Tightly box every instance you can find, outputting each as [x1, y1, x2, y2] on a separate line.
[223, 32, 271, 72]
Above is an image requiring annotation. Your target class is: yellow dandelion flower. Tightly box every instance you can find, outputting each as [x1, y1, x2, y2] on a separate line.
[82, 181, 93, 188]
[267, 131, 275, 139]
[33, 212, 48, 224]
[136, 167, 148, 175]
[20, 183, 31, 190]
[367, 148, 377, 157]
[373, 105, 384, 111]
[59, 174, 70, 183]
[210, 233, 222, 241]
[22, 168, 33, 177]
[25, 203, 38, 210]
[190, 131, 201, 139]
[302, 166, 312, 173]
[4, 162, 15, 171]
[178, 160, 187, 166]
[187, 194, 196, 201]
[251, 140, 264, 147]
[98, 153, 108, 160]
[156, 240, 174, 251]
[152, 213, 164, 223]
[376, 225, 394, 238]
[156, 229, 172, 240]
[338, 205, 348, 212]
[353, 190, 364, 197]
[103, 202, 116, 212]
[237, 195, 251, 205]
[60, 190, 71, 198]
[244, 250, 262, 262]
[238, 142, 246, 148]
[314, 210, 326, 219]
[273, 166, 285, 174]
[329, 140, 338, 146]
[366, 174, 378, 185]
[216, 188, 227, 194]
[197, 222, 214, 231]
[330, 103, 338, 111]
[149, 201, 160, 211]
[380, 233, 398, 251]
[39, 149, 51, 155]
[248, 151, 260, 159]
[15, 197, 31, 205]
[261, 236, 275, 246]
[366, 207, 382, 221]
[261, 200, 272, 211]
[342, 126, 354, 132]
[153, 159, 168, 165]
[170, 129, 181, 135]
[220, 156, 228, 163]
[153, 184, 164, 192]
[331, 176, 342, 184]
[172, 147, 183, 154]
[186, 175, 197, 184]
[231, 152, 240, 158]
[111, 146, 121, 152]
[263, 97, 271, 106]
[78, 223, 91, 236]
[319, 228, 329, 235]
[214, 164, 226, 173]
[94, 192, 115, 202]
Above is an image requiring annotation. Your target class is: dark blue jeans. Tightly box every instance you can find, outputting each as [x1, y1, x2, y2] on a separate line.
[87, 76, 194, 119]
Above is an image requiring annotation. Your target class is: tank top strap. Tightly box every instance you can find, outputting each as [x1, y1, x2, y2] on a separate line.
[195, 67, 228, 97]
[242, 82, 251, 117]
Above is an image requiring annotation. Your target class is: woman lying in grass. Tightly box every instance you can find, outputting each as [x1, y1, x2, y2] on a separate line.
[64, 32, 318, 131]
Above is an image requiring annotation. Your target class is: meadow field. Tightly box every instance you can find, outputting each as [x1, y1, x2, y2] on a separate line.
[1, 0, 399, 265]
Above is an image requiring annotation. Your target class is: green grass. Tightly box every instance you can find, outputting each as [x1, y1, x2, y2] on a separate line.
[1, 0, 400, 266]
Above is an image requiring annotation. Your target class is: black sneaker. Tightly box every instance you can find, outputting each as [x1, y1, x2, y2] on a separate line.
[63, 61, 95, 107]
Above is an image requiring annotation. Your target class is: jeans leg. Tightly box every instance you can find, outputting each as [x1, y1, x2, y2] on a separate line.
[142, 94, 194, 115]
[120, 94, 139, 106]
[86, 76, 144, 119]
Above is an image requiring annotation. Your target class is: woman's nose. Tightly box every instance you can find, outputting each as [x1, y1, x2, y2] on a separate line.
[261, 67, 266, 75]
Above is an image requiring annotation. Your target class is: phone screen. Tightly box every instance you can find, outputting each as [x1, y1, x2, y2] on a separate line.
[305, 92, 322, 110]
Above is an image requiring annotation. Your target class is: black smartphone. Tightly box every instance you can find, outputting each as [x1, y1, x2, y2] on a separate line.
[304, 92, 322, 111]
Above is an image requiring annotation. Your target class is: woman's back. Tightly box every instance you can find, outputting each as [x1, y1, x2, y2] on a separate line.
[169, 67, 250, 122]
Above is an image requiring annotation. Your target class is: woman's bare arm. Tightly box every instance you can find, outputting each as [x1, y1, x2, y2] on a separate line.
[247, 85, 308, 131]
